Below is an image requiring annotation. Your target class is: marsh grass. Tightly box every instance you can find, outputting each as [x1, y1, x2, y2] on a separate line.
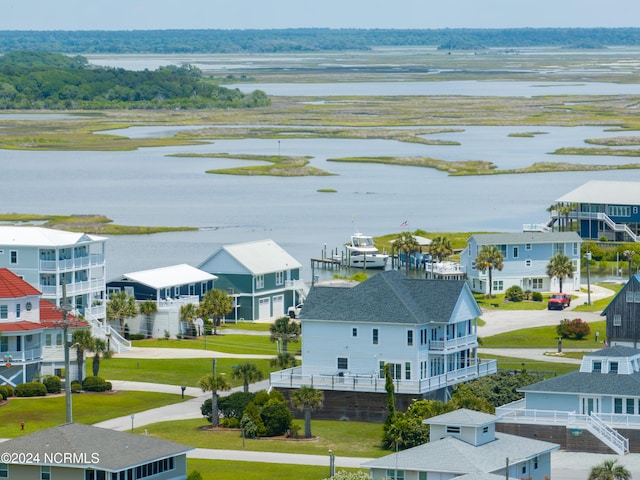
[170, 153, 334, 176]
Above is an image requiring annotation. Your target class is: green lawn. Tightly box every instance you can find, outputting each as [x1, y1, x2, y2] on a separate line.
[131, 334, 283, 355]
[94, 357, 276, 388]
[135, 418, 385, 458]
[479, 354, 579, 376]
[221, 322, 271, 332]
[0, 391, 187, 438]
[480, 320, 606, 349]
[187, 459, 363, 480]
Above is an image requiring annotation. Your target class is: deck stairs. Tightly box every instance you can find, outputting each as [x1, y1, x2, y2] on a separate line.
[85, 314, 132, 353]
[569, 413, 629, 455]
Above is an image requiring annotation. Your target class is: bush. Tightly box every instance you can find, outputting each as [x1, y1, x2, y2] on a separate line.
[42, 375, 62, 394]
[260, 401, 293, 437]
[0, 385, 15, 398]
[0, 388, 6, 400]
[218, 391, 255, 420]
[71, 380, 82, 392]
[82, 376, 112, 392]
[557, 318, 591, 340]
[16, 382, 47, 397]
[504, 285, 524, 302]
[220, 417, 240, 428]
[128, 334, 145, 341]
[531, 292, 543, 302]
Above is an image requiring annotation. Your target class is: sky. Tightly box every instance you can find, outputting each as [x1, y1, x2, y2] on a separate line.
[1, 0, 640, 30]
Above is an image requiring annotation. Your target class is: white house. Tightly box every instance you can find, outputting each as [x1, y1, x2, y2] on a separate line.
[270, 270, 496, 401]
[461, 229, 582, 294]
[363, 409, 559, 480]
[0, 268, 87, 387]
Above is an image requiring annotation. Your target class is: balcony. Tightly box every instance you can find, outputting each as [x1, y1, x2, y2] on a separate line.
[428, 333, 477, 352]
[39, 253, 105, 272]
[156, 295, 200, 310]
[2, 347, 43, 363]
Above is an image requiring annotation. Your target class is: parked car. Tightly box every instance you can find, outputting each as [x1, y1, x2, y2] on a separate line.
[288, 303, 304, 319]
[547, 293, 571, 310]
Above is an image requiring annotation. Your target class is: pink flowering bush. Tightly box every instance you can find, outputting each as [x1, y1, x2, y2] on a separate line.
[557, 318, 591, 340]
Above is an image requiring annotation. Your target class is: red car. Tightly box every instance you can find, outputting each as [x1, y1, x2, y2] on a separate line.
[548, 293, 571, 310]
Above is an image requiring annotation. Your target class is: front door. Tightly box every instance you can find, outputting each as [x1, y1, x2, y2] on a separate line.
[581, 396, 600, 415]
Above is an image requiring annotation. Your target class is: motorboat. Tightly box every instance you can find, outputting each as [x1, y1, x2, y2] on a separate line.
[345, 232, 389, 269]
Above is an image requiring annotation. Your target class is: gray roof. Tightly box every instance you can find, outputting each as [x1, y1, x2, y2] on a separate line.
[362, 432, 558, 475]
[519, 370, 640, 396]
[0, 423, 192, 471]
[426, 408, 497, 427]
[468, 231, 582, 245]
[301, 270, 480, 325]
[557, 180, 640, 205]
[199, 239, 301, 275]
[584, 345, 640, 358]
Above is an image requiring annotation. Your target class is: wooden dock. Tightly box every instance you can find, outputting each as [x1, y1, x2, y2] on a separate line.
[310, 257, 342, 270]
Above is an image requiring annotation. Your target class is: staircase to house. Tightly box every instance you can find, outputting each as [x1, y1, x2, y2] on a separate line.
[569, 413, 630, 455]
[85, 314, 131, 354]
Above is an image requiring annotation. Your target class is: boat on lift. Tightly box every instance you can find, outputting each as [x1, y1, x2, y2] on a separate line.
[345, 232, 389, 269]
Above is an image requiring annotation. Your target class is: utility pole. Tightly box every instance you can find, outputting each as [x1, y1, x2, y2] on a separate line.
[60, 279, 73, 424]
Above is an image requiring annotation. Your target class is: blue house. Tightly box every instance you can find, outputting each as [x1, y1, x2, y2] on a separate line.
[198, 239, 306, 322]
[553, 180, 640, 242]
[461, 229, 582, 294]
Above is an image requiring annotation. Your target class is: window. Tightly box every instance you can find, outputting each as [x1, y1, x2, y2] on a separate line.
[553, 243, 564, 256]
[525, 259, 532, 267]
[419, 473, 428, 480]
[525, 243, 532, 251]
[635, 292, 640, 303]
[609, 205, 631, 217]
[386, 470, 405, 480]
[512, 246, 519, 258]
[497, 244, 507, 257]
[407, 330, 413, 346]
[0, 463, 7, 479]
[532, 278, 543, 289]
[0, 305, 6, 319]
[201, 282, 208, 294]
[614, 314, 622, 326]
[275, 271, 284, 285]
[615, 398, 623, 413]
[41, 466, 51, 480]
[492, 280, 503, 292]
[255, 274, 264, 289]
[522, 465, 527, 476]
[56, 333, 63, 346]
[337, 357, 348, 370]
[627, 398, 635, 414]
[405, 362, 411, 380]
[446, 426, 461, 434]
[482, 426, 489, 433]
[10, 250, 17, 264]
[573, 243, 579, 256]
[626, 292, 634, 303]
[45, 334, 52, 347]
[352, 327, 358, 337]
[16, 303, 21, 318]
[534, 456, 539, 470]
[593, 361, 602, 373]
[372, 328, 379, 345]
[610, 362, 619, 373]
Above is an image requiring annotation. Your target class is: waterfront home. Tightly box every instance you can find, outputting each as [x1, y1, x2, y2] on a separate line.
[461, 228, 582, 294]
[602, 273, 640, 348]
[553, 180, 640, 242]
[363, 409, 558, 480]
[198, 239, 306, 322]
[0, 423, 192, 479]
[107, 264, 217, 338]
[0, 268, 87, 386]
[270, 270, 496, 421]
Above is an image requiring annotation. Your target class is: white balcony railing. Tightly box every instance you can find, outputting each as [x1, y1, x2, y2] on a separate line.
[1, 347, 43, 363]
[428, 334, 477, 352]
[156, 295, 200, 309]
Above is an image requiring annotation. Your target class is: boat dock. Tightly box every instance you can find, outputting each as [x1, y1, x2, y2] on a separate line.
[310, 256, 342, 270]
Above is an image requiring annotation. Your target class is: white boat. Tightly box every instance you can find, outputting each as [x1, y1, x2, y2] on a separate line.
[345, 232, 389, 269]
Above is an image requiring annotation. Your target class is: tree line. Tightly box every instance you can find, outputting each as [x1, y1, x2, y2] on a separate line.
[0, 50, 270, 110]
[1, 28, 640, 54]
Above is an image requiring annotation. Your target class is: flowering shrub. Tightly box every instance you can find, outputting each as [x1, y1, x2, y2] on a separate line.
[557, 318, 591, 340]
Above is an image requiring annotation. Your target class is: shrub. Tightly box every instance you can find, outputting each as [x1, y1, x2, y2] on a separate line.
[504, 285, 524, 302]
[218, 391, 255, 420]
[260, 401, 293, 437]
[531, 292, 543, 302]
[220, 417, 240, 428]
[557, 318, 591, 340]
[42, 375, 62, 394]
[187, 472, 203, 480]
[0, 388, 6, 400]
[16, 382, 47, 397]
[0, 385, 15, 398]
[128, 334, 145, 341]
[82, 376, 112, 392]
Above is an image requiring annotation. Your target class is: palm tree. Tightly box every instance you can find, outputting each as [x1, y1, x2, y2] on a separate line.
[198, 289, 233, 335]
[231, 362, 264, 393]
[588, 459, 631, 480]
[291, 385, 324, 438]
[270, 352, 298, 369]
[180, 303, 197, 337]
[90, 337, 111, 377]
[474, 245, 504, 298]
[139, 300, 157, 339]
[106, 290, 138, 335]
[71, 329, 94, 383]
[393, 232, 420, 273]
[269, 316, 301, 353]
[622, 249, 637, 279]
[430, 236, 453, 263]
[199, 372, 231, 427]
[546, 253, 575, 293]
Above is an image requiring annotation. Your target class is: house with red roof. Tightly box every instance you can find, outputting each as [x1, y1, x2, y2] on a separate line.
[0, 268, 88, 387]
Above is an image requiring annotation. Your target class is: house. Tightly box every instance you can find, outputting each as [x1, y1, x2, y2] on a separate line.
[602, 273, 640, 348]
[552, 180, 640, 242]
[270, 270, 497, 421]
[198, 239, 306, 322]
[0, 422, 193, 480]
[0, 268, 87, 386]
[461, 228, 582, 294]
[106, 264, 217, 338]
[363, 408, 559, 480]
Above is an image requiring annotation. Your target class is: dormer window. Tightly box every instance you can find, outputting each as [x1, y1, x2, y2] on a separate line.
[593, 361, 602, 373]
[610, 362, 619, 374]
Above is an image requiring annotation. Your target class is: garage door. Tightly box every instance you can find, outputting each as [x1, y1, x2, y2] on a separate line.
[258, 297, 271, 320]
[272, 295, 284, 317]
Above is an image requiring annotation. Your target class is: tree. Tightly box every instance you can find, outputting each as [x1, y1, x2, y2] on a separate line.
[71, 329, 94, 383]
[106, 290, 137, 335]
[430, 235, 453, 262]
[139, 300, 157, 339]
[231, 362, 264, 393]
[393, 231, 420, 273]
[474, 245, 504, 298]
[291, 385, 324, 438]
[199, 371, 231, 428]
[270, 352, 297, 369]
[90, 337, 111, 377]
[198, 289, 233, 335]
[269, 316, 301, 353]
[588, 459, 631, 480]
[180, 303, 198, 337]
[546, 253, 575, 293]
[622, 249, 637, 279]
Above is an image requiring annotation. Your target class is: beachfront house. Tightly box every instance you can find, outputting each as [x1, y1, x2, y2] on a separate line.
[270, 270, 497, 421]
[0, 423, 192, 480]
[363, 409, 558, 480]
[602, 273, 640, 348]
[0, 268, 87, 387]
[552, 180, 640, 242]
[461, 229, 582, 294]
[106, 264, 217, 338]
[198, 239, 306, 322]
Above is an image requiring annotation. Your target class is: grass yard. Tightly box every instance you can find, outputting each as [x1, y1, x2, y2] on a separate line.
[479, 354, 579, 376]
[479, 320, 606, 349]
[94, 357, 276, 388]
[187, 459, 364, 480]
[134, 418, 385, 458]
[131, 334, 282, 356]
[0, 391, 187, 438]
